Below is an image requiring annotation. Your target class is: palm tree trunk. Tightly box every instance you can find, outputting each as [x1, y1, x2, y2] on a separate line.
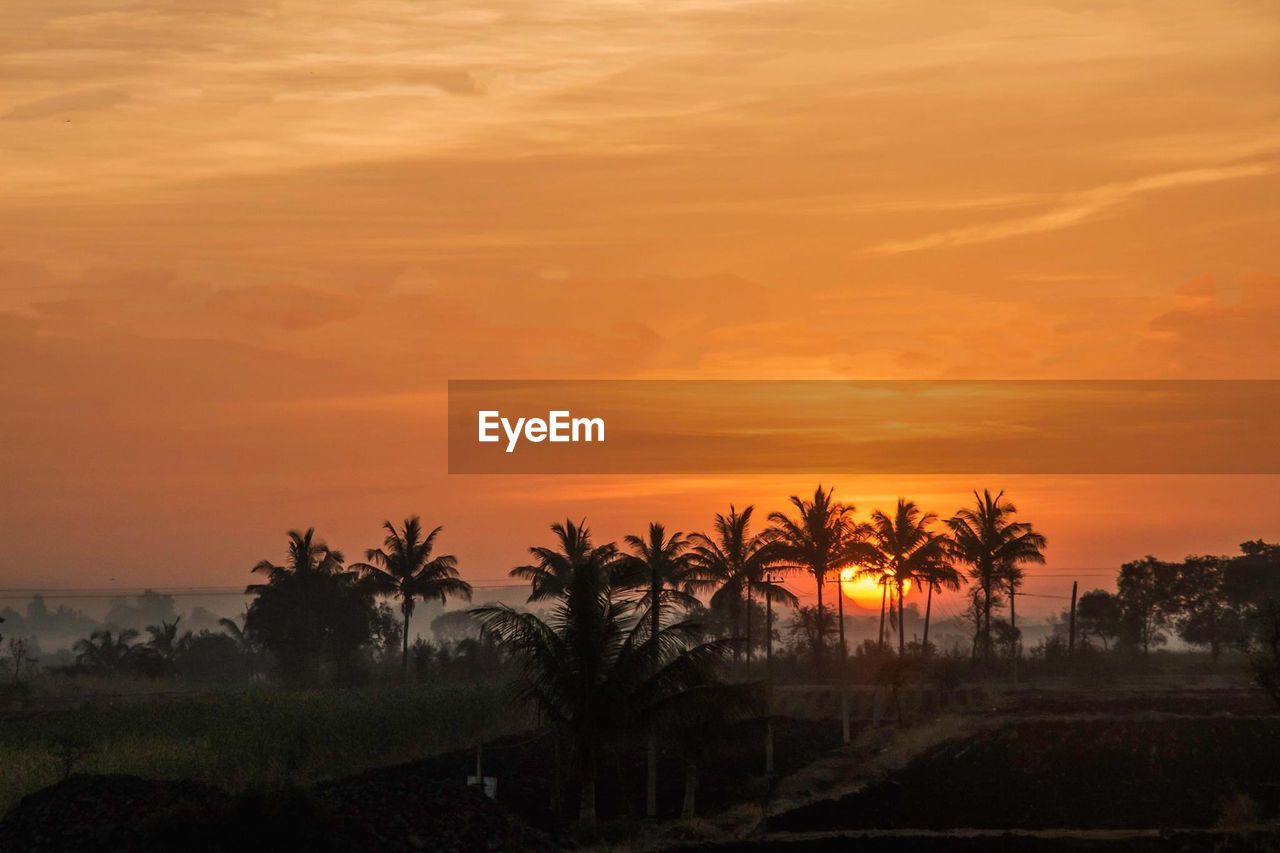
[1009, 578, 1018, 680]
[878, 582, 888, 648]
[551, 731, 563, 820]
[681, 758, 698, 820]
[580, 760, 597, 828]
[731, 598, 742, 666]
[402, 599, 411, 682]
[648, 575, 660, 819]
[982, 582, 993, 665]
[897, 580, 906, 657]
[765, 581, 773, 679]
[836, 580, 846, 660]
[745, 583, 753, 674]
[813, 571, 825, 673]
[923, 583, 934, 655]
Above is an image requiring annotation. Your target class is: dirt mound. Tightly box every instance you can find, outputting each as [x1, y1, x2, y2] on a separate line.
[0, 774, 232, 852]
[0, 771, 546, 852]
[771, 717, 1280, 833]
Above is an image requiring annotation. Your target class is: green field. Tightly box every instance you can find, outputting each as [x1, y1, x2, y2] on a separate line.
[0, 679, 525, 814]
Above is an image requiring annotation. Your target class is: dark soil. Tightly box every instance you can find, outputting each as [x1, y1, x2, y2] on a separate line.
[674, 829, 1280, 852]
[0, 775, 232, 852]
[771, 717, 1280, 833]
[0, 773, 545, 853]
[992, 687, 1274, 716]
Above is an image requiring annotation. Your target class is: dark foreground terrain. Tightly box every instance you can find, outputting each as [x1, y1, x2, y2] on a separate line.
[0, 716, 841, 851]
[772, 717, 1280, 832]
[6, 686, 1280, 852]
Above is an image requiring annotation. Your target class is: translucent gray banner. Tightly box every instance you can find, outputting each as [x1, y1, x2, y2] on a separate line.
[447, 380, 1280, 474]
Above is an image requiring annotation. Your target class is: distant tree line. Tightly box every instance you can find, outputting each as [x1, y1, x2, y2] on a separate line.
[1060, 541, 1280, 695]
[32, 494, 1280, 721]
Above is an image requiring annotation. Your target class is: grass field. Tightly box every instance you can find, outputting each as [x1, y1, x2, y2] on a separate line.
[0, 679, 527, 814]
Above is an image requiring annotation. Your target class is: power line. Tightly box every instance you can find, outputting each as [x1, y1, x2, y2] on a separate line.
[0, 582, 538, 600]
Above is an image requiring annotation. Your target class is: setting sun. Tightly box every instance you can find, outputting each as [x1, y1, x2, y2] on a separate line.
[839, 567, 912, 610]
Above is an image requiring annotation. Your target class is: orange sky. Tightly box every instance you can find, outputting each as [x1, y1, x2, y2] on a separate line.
[1, 0, 1277, 617]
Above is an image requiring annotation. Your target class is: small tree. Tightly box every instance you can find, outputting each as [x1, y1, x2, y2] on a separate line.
[1075, 589, 1123, 650]
[1170, 556, 1244, 661]
[7, 637, 35, 679]
[1225, 541, 1280, 706]
[1116, 557, 1177, 655]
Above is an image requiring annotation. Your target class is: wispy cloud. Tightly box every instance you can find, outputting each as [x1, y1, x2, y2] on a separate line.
[2, 87, 131, 121]
[864, 161, 1276, 255]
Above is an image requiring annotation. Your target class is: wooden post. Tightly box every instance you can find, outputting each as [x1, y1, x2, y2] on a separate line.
[1068, 581, 1078, 657]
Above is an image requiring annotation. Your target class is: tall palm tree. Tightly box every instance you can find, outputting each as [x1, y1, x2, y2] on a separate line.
[352, 517, 472, 679]
[864, 499, 952, 657]
[946, 490, 1046, 665]
[476, 521, 736, 829]
[768, 486, 857, 673]
[688, 505, 794, 668]
[618, 522, 700, 819]
[510, 518, 619, 602]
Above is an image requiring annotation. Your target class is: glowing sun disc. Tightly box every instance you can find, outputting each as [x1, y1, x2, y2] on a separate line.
[839, 567, 911, 609]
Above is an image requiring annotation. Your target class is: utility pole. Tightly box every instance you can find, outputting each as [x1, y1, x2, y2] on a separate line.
[823, 575, 852, 743]
[1068, 581, 1078, 657]
[759, 575, 776, 775]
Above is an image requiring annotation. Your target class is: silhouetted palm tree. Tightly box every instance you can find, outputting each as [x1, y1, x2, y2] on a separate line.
[218, 613, 261, 677]
[947, 490, 1046, 664]
[245, 528, 375, 685]
[510, 518, 619, 602]
[916, 559, 965, 654]
[218, 614, 252, 652]
[768, 486, 857, 672]
[865, 499, 952, 657]
[353, 517, 472, 679]
[74, 628, 140, 672]
[619, 522, 699, 818]
[688, 505, 793, 668]
[477, 520, 736, 828]
[145, 618, 184, 661]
